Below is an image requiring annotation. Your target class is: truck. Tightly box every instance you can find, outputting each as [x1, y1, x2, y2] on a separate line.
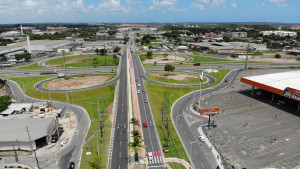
[40, 70, 58, 75]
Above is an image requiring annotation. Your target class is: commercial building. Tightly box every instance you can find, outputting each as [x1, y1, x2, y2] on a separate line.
[0, 117, 57, 151]
[223, 32, 247, 38]
[57, 45, 75, 54]
[260, 31, 297, 37]
[241, 70, 300, 112]
[190, 42, 267, 52]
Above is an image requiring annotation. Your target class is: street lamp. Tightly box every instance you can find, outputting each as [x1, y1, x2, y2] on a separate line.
[170, 95, 174, 112]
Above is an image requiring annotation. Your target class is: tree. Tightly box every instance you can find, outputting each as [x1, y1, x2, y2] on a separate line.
[130, 117, 139, 128]
[15, 54, 23, 61]
[99, 49, 107, 55]
[93, 58, 98, 65]
[275, 54, 281, 58]
[153, 61, 157, 66]
[88, 154, 104, 169]
[223, 36, 231, 42]
[0, 96, 10, 112]
[163, 53, 168, 60]
[22, 52, 31, 62]
[164, 64, 175, 74]
[113, 46, 121, 53]
[146, 52, 153, 59]
[127, 131, 146, 161]
[95, 48, 99, 55]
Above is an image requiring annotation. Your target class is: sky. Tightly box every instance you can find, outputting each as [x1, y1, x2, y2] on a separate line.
[0, 0, 299, 24]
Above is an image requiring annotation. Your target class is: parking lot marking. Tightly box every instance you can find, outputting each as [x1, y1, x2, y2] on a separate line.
[263, 153, 300, 169]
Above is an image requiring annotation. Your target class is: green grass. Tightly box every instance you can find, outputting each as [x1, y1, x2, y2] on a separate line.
[145, 69, 231, 163]
[296, 58, 300, 62]
[14, 63, 41, 69]
[9, 76, 115, 169]
[188, 55, 230, 63]
[147, 73, 207, 84]
[45, 54, 119, 67]
[168, 162, 186, 169]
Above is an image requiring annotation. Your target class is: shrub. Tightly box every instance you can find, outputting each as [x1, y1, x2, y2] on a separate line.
[0, 96, 10, 112]
[275, 54, 281, 58]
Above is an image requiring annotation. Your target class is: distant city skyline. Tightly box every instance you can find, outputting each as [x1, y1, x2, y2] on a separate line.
[0, 0, 299, 24]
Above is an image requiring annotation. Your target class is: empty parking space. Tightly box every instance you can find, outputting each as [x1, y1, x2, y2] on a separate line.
[204, 90, 300, 169]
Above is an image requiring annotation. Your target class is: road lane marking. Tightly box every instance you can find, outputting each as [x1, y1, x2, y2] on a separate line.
[201, 162, 204, 168]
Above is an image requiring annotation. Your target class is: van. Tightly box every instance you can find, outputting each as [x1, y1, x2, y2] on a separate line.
[199, 136, 205, 142]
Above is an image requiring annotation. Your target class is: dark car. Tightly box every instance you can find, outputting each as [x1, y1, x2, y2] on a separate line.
[69, 162, 75, 169]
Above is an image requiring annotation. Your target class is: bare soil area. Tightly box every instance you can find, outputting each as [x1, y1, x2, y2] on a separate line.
[49, 57, 94, 67]
[0, 85, 11, 97]
[48, 75, 112, 89]
[150, 73, 198, 81]
[143, 55, 185, 64]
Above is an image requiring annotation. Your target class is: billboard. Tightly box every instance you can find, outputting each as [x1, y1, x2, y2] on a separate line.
[200, 107, 220, 116]
[282, 87, 300, 102]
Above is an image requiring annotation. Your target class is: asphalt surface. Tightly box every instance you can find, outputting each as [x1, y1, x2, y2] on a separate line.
[171, 69, 240, 169]
[5, 80, 90, 169]
[109, 49, 129, 169]
[131, 47, 166, 169]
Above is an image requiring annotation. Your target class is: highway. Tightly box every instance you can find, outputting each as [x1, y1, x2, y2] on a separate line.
[130, 43, 166, 168]
[109, 48, 129, 169]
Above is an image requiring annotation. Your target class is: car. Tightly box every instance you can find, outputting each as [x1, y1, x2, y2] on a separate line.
[144, 99, 148, 103]
[143, 122, 148, 127]
[137, 83, 140, 87]
[137, 90, 141, 94]
[24, 71, 30, 74]
[148, 152, 153, 161]
[199, 136, 205, 142]
[69, 162, 75, 169]
[224, 79, 227, 82]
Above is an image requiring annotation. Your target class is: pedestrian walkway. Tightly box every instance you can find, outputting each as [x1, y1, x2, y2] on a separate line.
[164, 157, 192, 169]
[146, 152, 164, 165]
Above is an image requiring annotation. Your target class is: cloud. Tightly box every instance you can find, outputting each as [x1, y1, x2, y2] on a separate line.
[168, 7, 188, 12]
[97, 0, 132, 13]
[230, 3, 237, 8]
[148, 0, 178, 11]
[268, 0, 289, 7]
[190, 3, 206, 10]
[197, 0, 210, 4]
[211, 0, 226, 8]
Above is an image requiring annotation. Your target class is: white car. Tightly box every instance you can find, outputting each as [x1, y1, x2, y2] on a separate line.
[148, 152, 153, 161]
[138, 83, 140, 87]
[137, 90, 141, 94]
[199, 136, 205, 142]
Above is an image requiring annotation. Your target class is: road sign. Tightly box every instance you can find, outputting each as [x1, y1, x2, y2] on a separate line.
[200, 107, 220, 116]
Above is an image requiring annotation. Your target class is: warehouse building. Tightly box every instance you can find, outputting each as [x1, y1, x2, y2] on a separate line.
[0, 117, 57, 151]
[0, 103, 33, 116]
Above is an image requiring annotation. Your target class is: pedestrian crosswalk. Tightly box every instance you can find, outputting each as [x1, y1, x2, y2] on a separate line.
[147, 155, 164, 165]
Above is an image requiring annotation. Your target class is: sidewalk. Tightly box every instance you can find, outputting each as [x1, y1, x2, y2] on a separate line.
[165, 158, 192, 169]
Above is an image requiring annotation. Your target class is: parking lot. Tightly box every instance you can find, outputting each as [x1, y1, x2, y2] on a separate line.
[204, 89, 300, 169]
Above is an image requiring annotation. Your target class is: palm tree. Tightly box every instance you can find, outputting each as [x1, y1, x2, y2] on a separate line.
[130, 117, 139, 128]
[127, 131, 146, 161]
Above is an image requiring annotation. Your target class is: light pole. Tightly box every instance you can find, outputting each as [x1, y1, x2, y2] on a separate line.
[170, 95, 174, 111]
[62, 50, 67, 77]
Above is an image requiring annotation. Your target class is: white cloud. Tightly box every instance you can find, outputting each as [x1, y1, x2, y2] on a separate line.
[256, 2, 265, 7]
[197, 0, 210, 4]
[277, 3, 288, 7]
[230, 2, 237, 8]
[190, 3, 205, 10]
[211, 0, 226, 8]
[268, 0, 289, 7]
[149, 0, 178, 11]
[168, 7, 188, 12]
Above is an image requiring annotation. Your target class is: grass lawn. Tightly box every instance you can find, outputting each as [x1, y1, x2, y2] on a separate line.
[167, 162, 186, 169]
[14, 63, 41, 69]
[145, 69, 231, 163]
[9, 76, 115, 169]
[45, 54, 119, 67]
[188, 55, 230, 63]
[147, 73, 207, 84]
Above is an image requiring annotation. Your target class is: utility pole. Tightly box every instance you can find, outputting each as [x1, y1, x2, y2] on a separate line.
[165, 117, 170, 141]
[103, 96, 106, 112]
[96, 131, 100, 155]
[65, 92, 69, 104]
[245, 44, 249, 70]
[26, 127, 40, 169]
[161, 108, 164, 129]
[104, 44, 107, 65]
[13, 144, 18, 163]
[62, 50, 67, 77]
[97, 100, 100, 118]
[98, 120, 105, 142]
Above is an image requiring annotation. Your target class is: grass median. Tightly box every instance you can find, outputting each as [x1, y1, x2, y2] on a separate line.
[188, 55, 230, 63]
[145, 69, 231, 163]
[45, 54, 119, 67]
[9, 76, 115, 168]
[14, 63, 41, 69]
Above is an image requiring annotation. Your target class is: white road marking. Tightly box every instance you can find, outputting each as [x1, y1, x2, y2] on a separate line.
[119, 152, 121, 158]
[154, 156, 157, 163]
[201, 162, 204, 168]
[195, 150, 198, 155]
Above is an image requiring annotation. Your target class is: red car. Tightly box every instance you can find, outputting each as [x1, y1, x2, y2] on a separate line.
[143, 122, 148, 127]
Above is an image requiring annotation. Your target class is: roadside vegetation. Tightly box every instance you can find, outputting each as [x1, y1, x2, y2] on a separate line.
[15, 63, 41, 69]
[9, 76, 115, 169]
[0, 96, 10, 112]
[145, 69, 231, 163]
[45, 54, 119, 67]
[188, 55, 230, 63]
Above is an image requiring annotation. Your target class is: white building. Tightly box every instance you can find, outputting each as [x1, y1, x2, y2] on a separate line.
[0, 31, 20, 37]
[260, 31, 297, 37]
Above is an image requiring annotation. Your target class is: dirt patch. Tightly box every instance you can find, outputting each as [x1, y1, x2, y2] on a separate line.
[150, 73, 198, 81]
[48, 75, 112, 89]
[143, 55, 185, 64]
[0, 85, 11, 97]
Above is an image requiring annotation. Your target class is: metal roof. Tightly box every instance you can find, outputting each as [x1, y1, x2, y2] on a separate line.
[241, 70, 300, 96]
[0, 118, 56, 142]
